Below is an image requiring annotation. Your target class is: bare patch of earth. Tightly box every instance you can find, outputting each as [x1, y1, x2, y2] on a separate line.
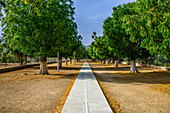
[0, 61, 84, 113]
[89, 61, 170, 113]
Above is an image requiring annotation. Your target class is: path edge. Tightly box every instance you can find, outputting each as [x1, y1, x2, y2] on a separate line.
[53, 62, 84, 113]
[88, 61, 123, 113]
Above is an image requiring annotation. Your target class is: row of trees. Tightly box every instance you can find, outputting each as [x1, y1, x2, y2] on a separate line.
[0, 0, 86, 74]
[88, 0, 169, 73]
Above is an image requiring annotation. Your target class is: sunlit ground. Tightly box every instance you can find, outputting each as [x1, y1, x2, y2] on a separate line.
[89, 61, 170, 113]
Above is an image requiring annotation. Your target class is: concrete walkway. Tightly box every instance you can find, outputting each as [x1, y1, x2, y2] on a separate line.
[61, 61, 112, 113]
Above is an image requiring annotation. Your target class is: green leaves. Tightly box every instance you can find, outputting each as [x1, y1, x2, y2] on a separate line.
[88, 32, 113, 60]
[90, 1, 166, 61]
[135, 0, 170, 59]
[1, 0, 81, 59]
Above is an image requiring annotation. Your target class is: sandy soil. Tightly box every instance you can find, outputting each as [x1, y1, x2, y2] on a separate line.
[89, 61, 170, 113]
[0, 61, 84, 113]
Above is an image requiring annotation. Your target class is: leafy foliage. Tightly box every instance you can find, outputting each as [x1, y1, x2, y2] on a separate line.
[88, 0, 169, 71]
[1, 0, 85, 61]
[123, 0, 170, 60]
[88, 32, 112, 60]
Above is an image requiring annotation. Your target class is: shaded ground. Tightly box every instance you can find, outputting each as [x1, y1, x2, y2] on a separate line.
[0, 61, 84, 113]
[0, 63, 39, 69]
[89, 61, 170, 113]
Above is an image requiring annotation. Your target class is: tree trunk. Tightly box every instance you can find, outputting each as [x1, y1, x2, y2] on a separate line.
[166, 60, 169, 67]
[140, 60, 142, 64]
[18, 56, 20, 65]
[14, 56, 16, 66]
[156, 55, 159, 66]
[109, 59, 111, 63]
[148, 56, 151, 65]
[112, 58, 115, 64]
[70, 58, 72, 64]
[102, 60, 104, 64]
[149, 57, 154, 65]
[14, 57, 15, 66]
[106, 59, 109, 65]
[100, 59, 102, 63]
[130, 60, 139, 73]
[59, 58, 62, 68]
[115, 60, 119, 68]
[74, 53, 76, 64]
[156, 59, 158, 66]
[20, 55, 23, 65]
[57, 52, 59, 72]
[102, 59, 105, 64]
[74, 58, 76, 64]
[65, 58, 68, 65]
[77, 58, 78, 62]
[5, 54, 6, 68]
[24, 56, 27, 65]
[39, 57, 49, 75]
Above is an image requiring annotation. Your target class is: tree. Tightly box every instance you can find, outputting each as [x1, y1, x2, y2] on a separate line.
[88, 32, 113, 65]
[48, 18, 78, 67]
[88, 42, 98, 60]
[102, 4, 139, 72]
[0, 0, 6, 17]
[75, 41, 86, 62]
[61, 22, 78, 65]
[124, 0, 169, 66]
[103, 16, 126, 67]
[99, 3, 150, 73]
[1, 0, 76, 74]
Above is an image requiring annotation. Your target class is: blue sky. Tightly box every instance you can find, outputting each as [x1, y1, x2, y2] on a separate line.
[73, 0, 136, 46]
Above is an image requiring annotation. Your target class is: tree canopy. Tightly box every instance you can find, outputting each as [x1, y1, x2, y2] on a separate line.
[88, 0, 169, 73]
[0, 0, 86, 74]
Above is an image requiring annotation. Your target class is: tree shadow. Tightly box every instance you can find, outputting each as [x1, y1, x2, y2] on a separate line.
[92, 67, 130, 71]
[46, 66, 82, 70]
[31, 64, 82, 70]
[89, 63, 170, 85]
[94, 71, 170, 85]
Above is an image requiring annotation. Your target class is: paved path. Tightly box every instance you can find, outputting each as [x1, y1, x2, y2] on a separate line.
[61, 61, 112, 113]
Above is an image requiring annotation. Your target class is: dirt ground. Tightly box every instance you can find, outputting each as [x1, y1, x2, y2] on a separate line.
[0, 61, 84, 113]
[89, 61, 170, 113]
[0, 63, 38, 69]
